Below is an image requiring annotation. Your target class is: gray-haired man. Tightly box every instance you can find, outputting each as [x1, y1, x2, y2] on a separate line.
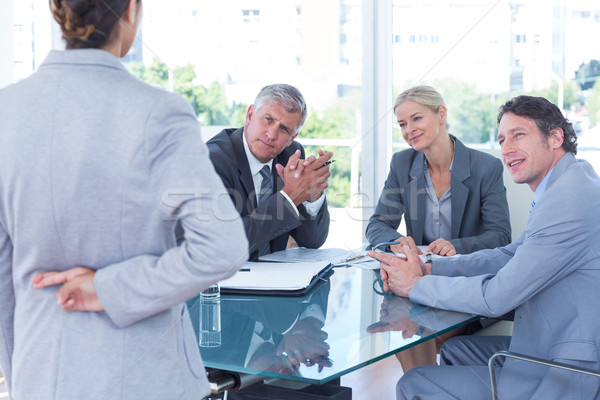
[207, 84, 332, 260]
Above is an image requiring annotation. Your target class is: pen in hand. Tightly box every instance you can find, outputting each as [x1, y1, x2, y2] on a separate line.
[317, 160, 335, 169]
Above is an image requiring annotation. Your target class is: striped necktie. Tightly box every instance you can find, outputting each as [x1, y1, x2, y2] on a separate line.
[258, 165, 273, 205]
[258, 165, 273, 256]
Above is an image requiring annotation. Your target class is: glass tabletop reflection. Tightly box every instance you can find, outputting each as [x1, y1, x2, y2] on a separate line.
[187, 267, 479, 385]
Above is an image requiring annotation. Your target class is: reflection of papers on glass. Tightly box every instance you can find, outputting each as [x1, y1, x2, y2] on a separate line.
[258, 247, 380, 270]
[220, 261, 331, 292]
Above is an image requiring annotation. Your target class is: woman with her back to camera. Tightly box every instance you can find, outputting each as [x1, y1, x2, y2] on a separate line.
[366, 85, 511, 371]
[0, 1, 247, 399]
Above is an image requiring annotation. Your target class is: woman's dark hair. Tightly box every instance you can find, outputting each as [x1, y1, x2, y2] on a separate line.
[50, 0, 131, 49]
[498, 95, 578, 155]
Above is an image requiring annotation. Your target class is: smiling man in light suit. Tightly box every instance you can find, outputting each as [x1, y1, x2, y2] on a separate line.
[369, 95, 600, 400]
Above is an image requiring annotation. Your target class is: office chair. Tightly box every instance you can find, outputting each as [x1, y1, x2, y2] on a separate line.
[488, 350, 600, 400]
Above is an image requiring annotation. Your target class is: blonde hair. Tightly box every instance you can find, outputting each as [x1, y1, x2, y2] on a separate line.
[394, 85, 449, 130]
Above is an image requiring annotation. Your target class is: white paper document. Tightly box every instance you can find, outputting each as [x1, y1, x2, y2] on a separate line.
[392, 246, 443, 263]
[258, 247, 379, 269]
[220, 261, 331, 291]
[258, 247, 353, 263]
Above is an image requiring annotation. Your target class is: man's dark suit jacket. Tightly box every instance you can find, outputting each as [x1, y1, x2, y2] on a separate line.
[207, 128, 330, 260]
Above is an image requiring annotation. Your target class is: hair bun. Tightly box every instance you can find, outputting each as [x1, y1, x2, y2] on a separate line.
[50, 0, 128, 49]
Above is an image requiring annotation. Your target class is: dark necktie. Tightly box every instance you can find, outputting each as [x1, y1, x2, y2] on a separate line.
[258, 165, 273, 256]
[258, 165, 273, 205]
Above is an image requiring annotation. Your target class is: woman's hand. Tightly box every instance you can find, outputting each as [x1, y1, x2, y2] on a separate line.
[32, 266, 104, 312]
[390, 236, 423, 255]
[426, 238, 456, 256]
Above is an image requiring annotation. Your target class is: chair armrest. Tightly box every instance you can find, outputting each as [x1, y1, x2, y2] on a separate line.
[488, 350, 600, 400]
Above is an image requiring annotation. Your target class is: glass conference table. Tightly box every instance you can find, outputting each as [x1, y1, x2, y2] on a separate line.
[186, 266, 479, 396]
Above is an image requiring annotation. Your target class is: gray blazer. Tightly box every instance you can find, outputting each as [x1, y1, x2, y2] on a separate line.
[366, 137, 511, 254]
[0, 50, 248, 399]
[411, 153, 600, 399]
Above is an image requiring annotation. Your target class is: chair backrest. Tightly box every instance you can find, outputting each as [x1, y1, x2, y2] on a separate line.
[478, 148, 532, 241]
[489, 350, 600, 400]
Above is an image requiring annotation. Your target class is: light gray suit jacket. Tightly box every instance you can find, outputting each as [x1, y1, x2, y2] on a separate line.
[366, 137, 511, 254]
[0, 49, 248, 399]
[411, 153, 600, 399]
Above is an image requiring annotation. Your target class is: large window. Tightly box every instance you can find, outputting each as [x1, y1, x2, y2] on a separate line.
[4, 0, 600, 250]
[391, 0, 600, 155]
[134, 0, 364, 249]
